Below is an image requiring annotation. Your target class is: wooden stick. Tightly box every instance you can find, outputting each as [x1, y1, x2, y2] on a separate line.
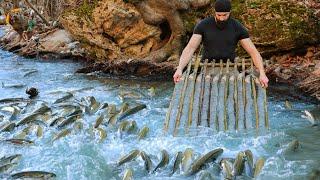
[208, 60, 216, 129]
[242, 59, 247, 129]
[234, 59, 239, 129]
[263, 88, 269, 129]
[173, 60, 192, 136]
[223, 59, 230, 130]
[197, 59, 208, 126]
[226, 59, 230, 74]
[186, 48, 202, 132]
[250, 60, 259, 129]
[163, 77, 180, 132]
[219, 59, 223, 75]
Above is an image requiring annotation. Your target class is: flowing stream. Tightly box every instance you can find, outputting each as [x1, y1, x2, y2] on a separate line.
[0, 27, 319, 180]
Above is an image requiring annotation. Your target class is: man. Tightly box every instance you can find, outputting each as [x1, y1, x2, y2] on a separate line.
[173, 0, 269, 88]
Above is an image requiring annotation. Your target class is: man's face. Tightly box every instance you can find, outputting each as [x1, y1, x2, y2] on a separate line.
[215, 12, 230, 21]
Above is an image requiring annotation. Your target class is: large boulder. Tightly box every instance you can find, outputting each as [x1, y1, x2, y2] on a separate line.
[59, 0, 320, 63]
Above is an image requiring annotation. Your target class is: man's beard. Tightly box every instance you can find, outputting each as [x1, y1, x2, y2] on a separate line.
[216, 19, 229, 29]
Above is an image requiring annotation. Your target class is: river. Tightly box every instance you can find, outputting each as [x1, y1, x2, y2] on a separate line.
[0, 27, 319, 180]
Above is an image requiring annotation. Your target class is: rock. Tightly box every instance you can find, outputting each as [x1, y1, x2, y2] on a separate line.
[39, 29, 73, 53]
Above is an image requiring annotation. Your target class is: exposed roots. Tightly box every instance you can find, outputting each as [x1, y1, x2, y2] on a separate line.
[299, 76, 320, 100]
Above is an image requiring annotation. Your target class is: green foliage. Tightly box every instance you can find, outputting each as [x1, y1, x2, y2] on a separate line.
[74, 0, 101, 21]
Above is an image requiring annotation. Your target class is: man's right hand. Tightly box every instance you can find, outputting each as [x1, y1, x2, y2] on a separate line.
[173, 68, 183, 84]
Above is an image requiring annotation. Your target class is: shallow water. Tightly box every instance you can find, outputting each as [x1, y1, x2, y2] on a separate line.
[0, 27, 319, 180]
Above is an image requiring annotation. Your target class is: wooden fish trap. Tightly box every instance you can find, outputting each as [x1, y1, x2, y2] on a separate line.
[164, 57, 269, 136]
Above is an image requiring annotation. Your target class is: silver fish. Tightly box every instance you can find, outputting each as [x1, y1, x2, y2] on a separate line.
[186, 148, 223, 176]
[117, 150, 140, 166]
[140, 151, 152, 173]
[153, 150, 169, 173]
[11, 171, 56, 179]
[170, 151, 183, 176]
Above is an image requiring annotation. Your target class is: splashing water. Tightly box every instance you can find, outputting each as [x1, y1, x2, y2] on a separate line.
[0, 27, 319, 180]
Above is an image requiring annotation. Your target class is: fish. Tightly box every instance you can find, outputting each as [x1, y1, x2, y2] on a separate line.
[52, 128, 72, 142]
[170, 151, 183, 176]
[56, 105, 78, 116]
[138, 126, 149, 140]
[32, 104, 51, 114]
[23, 70, 38, 77]
[94, 114, 104, 128]
[118, 91, 142, 101]
[285, 100, 292, 109]
[0, 98, 27, 104]
[148, 87, 156, 97]
[182, 148, 194, 173]
[119, 102, 129, 114]
[108, 113, 119, 125]
[253, 158, 265, 178]
[49, 117, 65, 127]
[244, 150, 254, 177]
[107, 104, 117, 116]
[95, 127, 107, 142]
[284, 139, 301, 153]
[118, 104, 146, 121]
[0, 106, 21, 118]
[14, 125, 32, 139]
[57, 114, 81, 129]
[11, 171, 56, 179]
[186, 148, 223, 176]
[16, 113, 40, 127]
[232, 151, 246, 176]
[0, 122, 15, 132]
[122, 168, 133, 180]
[117, 149, 140, 166]
[69, 87, 94, 93]
[1, 82, 25, 89]
[36, 125, 43, 138]
[66, 109, 83, 117]
[140, 151, 152, 173]
[0, 154, 22, 166]
[0, 163, 17, 173]
[88, 96, 100, 114]
[118, 120, 129, 138]
[126, 120, 138, 134]
[153, 150, 169, 173]
[221, 159, 233, 180]
[53, 92, 73, 104]
[303, 109, 320, 126]
[100, 102, 109, 110]
[4, 139, 34, 145]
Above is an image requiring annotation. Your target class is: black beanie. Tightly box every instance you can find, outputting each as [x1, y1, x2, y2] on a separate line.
[214, 0, 231, 12]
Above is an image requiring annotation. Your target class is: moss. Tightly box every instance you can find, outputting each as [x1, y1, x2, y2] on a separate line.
[180, 2, 215, 33]
[74, 0, 101, 21]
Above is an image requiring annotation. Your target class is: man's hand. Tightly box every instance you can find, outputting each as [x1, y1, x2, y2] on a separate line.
[259, 72, 269, 88]
[173, 68, 183, 84]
